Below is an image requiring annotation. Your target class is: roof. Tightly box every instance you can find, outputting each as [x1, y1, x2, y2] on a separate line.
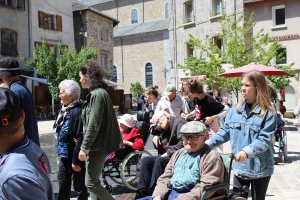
[81, 0, 114, 6]
[72, 0, 119, 27]
[114, 19, 169, 38]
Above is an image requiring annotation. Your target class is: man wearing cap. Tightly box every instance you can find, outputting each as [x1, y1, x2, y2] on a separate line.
[140, 121, 224, 200]
[0, 57, 39, 146]
[159, 84, 189, 118]
[135, 111, 186, 199]
[0, 88, 54, 200]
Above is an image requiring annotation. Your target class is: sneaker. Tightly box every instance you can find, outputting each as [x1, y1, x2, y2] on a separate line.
[135, 189, 149, 200]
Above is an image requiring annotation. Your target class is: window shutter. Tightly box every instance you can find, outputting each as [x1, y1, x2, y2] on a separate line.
[38, 11, 45, 28]
[10, 31, 18, 57]
[1, 29, 10, 55]
[17, 0, 25, 11]
[56, 15, 62, 31]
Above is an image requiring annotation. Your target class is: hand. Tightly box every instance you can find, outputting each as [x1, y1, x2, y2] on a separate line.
[78, 150, 87, 161]
[152, 136, 161, 148]
[161, 153, 168, 157]
[153, 196, 162, 200]
[184, 113, 192, 121]
[235, 151, 247, 162]
[123, 140, 132, 146]
[204, 117, 213, 125]
[72, 164, 81, 172]
[73, 138, 78, 144]
[180, 113, 186, 118]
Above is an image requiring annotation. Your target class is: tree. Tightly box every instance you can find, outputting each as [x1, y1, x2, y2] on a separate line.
[180, 13, 294, 102]
[130, 82, 144, 103]
[21, 38, 98, 99]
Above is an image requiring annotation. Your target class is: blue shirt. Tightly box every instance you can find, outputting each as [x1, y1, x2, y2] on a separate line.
[0, 136, 54, 200]
[170, 149, 201, 189]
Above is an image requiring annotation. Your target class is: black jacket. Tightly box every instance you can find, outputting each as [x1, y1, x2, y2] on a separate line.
[68, 103, 85, 166]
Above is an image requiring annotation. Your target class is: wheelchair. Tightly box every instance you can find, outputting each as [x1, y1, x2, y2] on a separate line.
[200, 153, 248, 200]
[274, 126, 288, 163]
[102, 110, 154, 192]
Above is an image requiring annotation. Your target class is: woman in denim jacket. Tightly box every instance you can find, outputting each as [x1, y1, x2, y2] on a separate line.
[206, 70, 276, 200]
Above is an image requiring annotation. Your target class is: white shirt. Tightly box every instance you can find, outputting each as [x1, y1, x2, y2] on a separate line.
[160, 95, 190, 117]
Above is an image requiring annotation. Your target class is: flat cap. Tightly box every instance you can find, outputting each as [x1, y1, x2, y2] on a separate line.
[163, 84, 176, 96]
[180, 121, 206, 135]
[0, 57, 20, 76]
[0, 88, 21, 125]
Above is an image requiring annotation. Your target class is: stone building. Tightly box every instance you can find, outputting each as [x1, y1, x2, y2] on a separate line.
[72, 0, 119, 74]
[244, 0, 300, 111]
[82, 0, 171, 93]
[0, 0, 33, 76]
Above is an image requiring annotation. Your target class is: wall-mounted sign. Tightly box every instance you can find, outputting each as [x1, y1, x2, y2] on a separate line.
[269, 34, 300, 41]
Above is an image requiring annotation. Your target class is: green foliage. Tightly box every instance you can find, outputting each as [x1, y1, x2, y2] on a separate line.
[179, 13, 295, 102]
[130, 82, 144, 101]
[21, 38, 98, 99]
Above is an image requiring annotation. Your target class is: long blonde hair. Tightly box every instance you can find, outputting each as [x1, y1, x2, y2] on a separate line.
[237, 70, 272, 116]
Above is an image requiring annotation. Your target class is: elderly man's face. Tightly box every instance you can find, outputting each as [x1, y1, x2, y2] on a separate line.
[59, 86, 74, 106]
[156, 113, 170, 130]
[182, 134, 206, 153]
[168, 90, 177, 101]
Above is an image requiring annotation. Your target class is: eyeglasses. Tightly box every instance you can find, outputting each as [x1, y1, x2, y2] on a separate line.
[182, 134, 203, 141]
[59, 92, 66, 96]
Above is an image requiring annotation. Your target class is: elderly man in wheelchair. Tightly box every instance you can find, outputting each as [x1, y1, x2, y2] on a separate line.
[137, 121, 225, 200]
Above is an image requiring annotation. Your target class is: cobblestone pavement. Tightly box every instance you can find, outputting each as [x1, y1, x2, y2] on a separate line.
[38, 117, 300, 200]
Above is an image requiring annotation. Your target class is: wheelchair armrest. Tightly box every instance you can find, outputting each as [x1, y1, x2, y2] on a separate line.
[204, 183, 229, 191]
[200, 183, 229, 200]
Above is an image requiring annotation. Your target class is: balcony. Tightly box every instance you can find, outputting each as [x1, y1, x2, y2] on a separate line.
[183, 15, 194, 25]
[210, 7, 224, 17]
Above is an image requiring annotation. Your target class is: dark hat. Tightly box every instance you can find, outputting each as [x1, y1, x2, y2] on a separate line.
[0, 57, 20, 76]
[0, 88, 21, 125]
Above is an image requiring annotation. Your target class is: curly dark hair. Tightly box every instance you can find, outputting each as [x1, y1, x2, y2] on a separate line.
[79, 61, 108, 91]
[187, 78, 203, 94]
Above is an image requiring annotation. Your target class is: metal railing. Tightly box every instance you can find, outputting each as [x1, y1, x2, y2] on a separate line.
[210, 7, 224, 17]
[183, 15, 194, 24]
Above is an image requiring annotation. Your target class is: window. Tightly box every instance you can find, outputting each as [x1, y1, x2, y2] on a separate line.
[100, 54, 108, 69]
[213, 37, 224, 56]
[1, 28, 18, 56]
[113, 65, 117, 81]
[35, 42, 57, 59]
[211, 0, 223, 17]
[38, 11, 62, 31]
[0, 0, 25, 10]
[131, 9, 138, 24]
[165, 2, 169, 19]
[272, 5, 285, 27]
[183, 0, 194, 24]
[276, 48, 287, 64]
[145, 63, 153, 87]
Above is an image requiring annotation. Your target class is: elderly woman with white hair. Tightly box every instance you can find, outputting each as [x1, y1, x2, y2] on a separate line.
[54, 80, 88, 200]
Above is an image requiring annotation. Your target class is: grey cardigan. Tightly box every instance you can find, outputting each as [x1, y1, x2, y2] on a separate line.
[152, 144, 224, 200]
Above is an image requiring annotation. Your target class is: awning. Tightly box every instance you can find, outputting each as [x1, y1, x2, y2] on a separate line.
[20, 75, 48, 85]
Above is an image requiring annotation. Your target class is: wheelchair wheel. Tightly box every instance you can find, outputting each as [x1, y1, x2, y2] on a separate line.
[105, 164, 123, 184]
[120, 150, 152, 191]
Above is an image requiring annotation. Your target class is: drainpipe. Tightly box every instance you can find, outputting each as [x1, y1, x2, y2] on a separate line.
[120, 37, 124, 87]
[79, 11, 83, 47]
[143, 0, 144, 23]
[114, 0, 118, 21]
[173, 0, 178, 89]
[27, 0, 30, 58]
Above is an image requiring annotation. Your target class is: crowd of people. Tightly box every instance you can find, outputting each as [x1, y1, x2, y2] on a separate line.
[0, 56, 283, 200]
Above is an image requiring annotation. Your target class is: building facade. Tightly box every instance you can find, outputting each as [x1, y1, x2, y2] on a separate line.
[73, 1, 119, 74]
[245, 0, 300, 110]
[82, 0, 171, 93]
[0, 0, 33, 75]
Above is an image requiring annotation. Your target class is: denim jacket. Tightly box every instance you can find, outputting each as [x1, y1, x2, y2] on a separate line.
[206, 103, 276, 179]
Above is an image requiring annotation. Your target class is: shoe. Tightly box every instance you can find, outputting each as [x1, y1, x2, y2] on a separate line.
[135, 189, 149, 199]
